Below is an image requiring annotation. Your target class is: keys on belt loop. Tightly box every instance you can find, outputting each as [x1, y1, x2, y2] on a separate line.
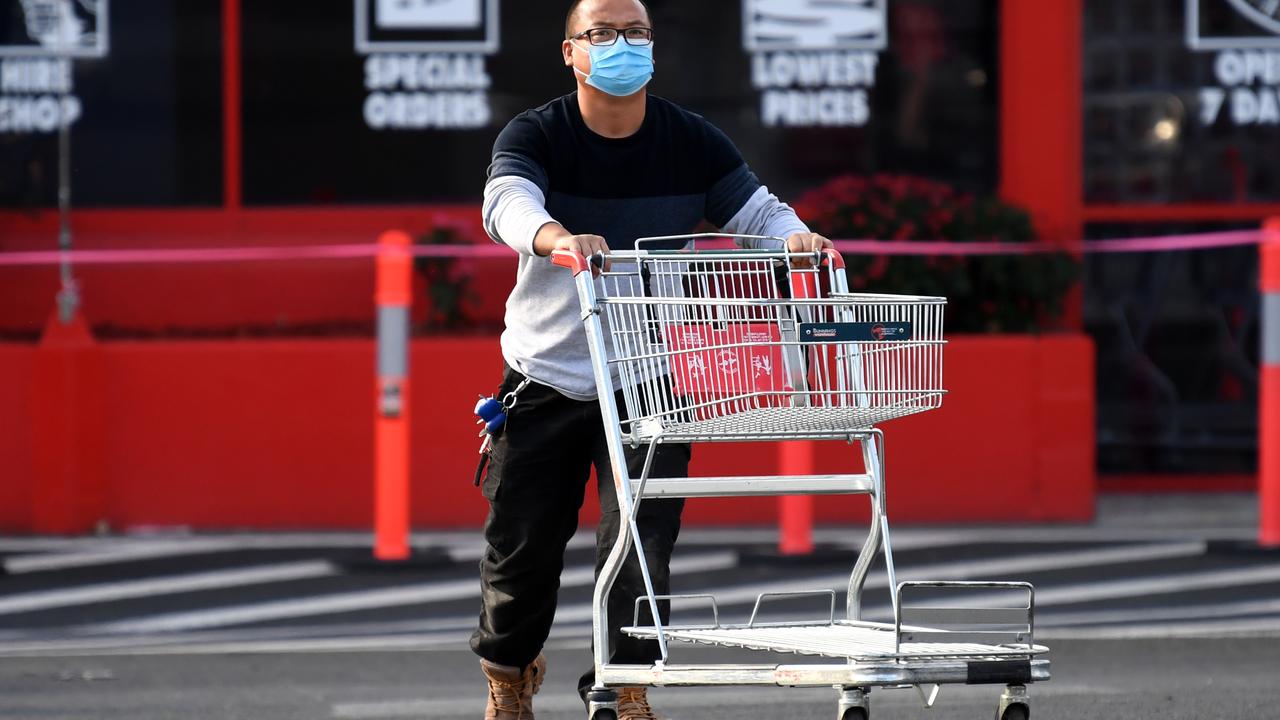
[473, 377, 532, 455]
[472, 377, 532, 487]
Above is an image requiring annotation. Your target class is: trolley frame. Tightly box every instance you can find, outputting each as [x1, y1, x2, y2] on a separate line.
[552, 236, 1048, 720]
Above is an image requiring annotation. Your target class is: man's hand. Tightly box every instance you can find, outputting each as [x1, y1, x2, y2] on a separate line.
[785, 232, 835, 268]
[533, 223, 610, 274]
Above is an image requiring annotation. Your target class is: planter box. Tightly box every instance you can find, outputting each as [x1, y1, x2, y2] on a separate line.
[0, 334, 1094, 532]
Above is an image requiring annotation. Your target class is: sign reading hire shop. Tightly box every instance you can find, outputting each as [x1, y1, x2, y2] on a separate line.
[355, 0, 497, 130]
[1188, 0, 1280, 126]
[743, 0, 885, 127]
[0, 0, 108, 134]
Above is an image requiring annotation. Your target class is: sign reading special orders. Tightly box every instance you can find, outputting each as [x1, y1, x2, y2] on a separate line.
[354, 0, 498, 131]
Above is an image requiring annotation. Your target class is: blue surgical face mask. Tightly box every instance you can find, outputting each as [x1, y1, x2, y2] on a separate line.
[572, 39, 654, 97]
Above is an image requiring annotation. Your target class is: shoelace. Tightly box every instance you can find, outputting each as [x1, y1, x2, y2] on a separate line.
[487, 676, 533, 717]
[617, 687, 659, 720]
[488, 660, 543, 719]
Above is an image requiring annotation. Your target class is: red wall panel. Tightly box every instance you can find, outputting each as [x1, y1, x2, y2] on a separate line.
[0, 334, 1094, 531]
[0, 346, 34, 530]
[102, 340, 376, 528]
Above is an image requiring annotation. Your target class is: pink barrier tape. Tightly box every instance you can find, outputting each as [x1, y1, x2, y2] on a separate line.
[0, 243, 513, 266]
[835, 229, 1263, 255]
[1075, 229, 1264, 253]
[0, 230, 1266, 267]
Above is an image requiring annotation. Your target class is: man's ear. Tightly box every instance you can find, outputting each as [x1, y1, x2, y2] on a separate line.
[562, 39, 574, 67]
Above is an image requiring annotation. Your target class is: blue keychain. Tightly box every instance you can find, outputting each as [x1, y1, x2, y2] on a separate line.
[474, 396, 507, 437]
[472, 377, 532, 486]
[475, 379, 528, 442]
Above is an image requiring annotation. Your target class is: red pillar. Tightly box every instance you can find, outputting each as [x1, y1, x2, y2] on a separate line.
[1000, 0, 1084, 328]
[222, 0, 242, 211]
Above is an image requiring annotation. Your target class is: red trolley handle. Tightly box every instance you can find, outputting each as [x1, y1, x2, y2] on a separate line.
[551, 249, 607, 275]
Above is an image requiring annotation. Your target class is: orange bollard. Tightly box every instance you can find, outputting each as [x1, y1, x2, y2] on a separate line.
[778, 442, 816, 555]
[1260, 219, 1280, 548]
[374, 230, 413, 561]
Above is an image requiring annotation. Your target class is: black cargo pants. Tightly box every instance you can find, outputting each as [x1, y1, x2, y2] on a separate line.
[470, 364, 688, 692]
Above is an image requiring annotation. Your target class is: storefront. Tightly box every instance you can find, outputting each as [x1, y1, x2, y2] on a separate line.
[1, 0, 1275, 510]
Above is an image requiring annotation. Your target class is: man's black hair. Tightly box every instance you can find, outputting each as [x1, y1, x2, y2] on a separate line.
[565, 0, 652, 39]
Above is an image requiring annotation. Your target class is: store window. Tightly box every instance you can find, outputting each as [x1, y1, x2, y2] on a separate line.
[0, 0, 223, 208]
[1084, 221, 1260, 474]
[241, 0, 998, 205]
[1084, 0, 1280, 203]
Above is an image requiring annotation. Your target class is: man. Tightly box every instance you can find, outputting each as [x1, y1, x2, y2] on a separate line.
[474, 1, 833, 718]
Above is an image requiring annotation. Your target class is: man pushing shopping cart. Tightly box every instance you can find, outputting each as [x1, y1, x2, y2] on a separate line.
[473, 2, 1047, 720]
[471, 1, 831, 718]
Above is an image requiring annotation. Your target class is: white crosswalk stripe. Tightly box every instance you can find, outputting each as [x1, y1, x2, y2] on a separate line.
[0, 561, 339, 615]
[81, 551, 738, 635]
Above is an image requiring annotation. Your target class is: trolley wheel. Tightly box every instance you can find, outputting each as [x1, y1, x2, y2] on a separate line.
[585, 688, 618, 720]
[840, 708, 868, 720]
[998, 703, 1029, 720]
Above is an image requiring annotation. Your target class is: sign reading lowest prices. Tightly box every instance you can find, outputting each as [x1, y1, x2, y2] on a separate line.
[743, 0, 886, 127]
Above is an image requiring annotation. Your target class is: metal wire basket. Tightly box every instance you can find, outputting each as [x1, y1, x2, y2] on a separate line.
[591, 242, 947, 444]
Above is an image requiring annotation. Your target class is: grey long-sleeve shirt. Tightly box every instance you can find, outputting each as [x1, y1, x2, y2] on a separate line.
[483, 93, 809, 400]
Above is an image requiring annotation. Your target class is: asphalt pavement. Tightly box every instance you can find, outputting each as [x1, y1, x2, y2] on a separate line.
[1, 493, 1277, 719]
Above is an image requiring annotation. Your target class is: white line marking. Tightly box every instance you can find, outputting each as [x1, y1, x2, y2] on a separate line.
[1041, 616, 1280, 639]
[541, 543, 1219, 631]
[2, 521, 1248, 557]
[4, 541, 1258, 656]
[82, 552, 738, 635]
[845, 560, 1280, 631]
[857, 560, 1280, 618]
[3, 540, 240, 574]
[24, 544, 1199, 648]
[657, 542, 1209, 612]
[0, 539, 111, 552]
[683, 527, 1254, 547]
[0, 561, 338, 615]
[1029, 563, 1280, 607]
[10, 608, 1280, 658]
[1043, 597, 1280, 627]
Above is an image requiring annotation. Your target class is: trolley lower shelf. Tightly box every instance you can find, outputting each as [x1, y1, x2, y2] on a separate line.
[622, 620, 1047, 662]
[607, 621, 1048, 689]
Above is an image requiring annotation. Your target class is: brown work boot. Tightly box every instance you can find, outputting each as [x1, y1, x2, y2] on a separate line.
[480, 654, 546, 720]
[617, 686, 660, 720]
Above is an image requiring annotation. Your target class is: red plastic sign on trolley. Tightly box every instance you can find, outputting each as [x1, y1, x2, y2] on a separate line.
[1261, 219, 1280, 548]
[374, 230, 413, 561]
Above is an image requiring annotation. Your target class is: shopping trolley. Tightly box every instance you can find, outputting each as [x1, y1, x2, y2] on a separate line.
[551, 235, 1049, 720]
